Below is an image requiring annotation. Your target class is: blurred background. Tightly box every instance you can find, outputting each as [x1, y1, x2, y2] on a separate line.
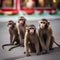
[0, 0, 60, 21]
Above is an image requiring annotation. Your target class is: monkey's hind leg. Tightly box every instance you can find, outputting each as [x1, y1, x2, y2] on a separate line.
[2, 44, 14, 49]
[8, 44, 20, 51]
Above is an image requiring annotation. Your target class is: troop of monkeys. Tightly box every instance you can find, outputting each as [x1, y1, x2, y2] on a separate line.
[2, 16, 60, 56]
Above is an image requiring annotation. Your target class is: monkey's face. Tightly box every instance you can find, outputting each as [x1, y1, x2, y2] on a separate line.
[39, 21, 50, 29]
[8, 24, 15, 29]
[8, 21, 15, 29]
[19, 19, 25, 26]
[8, 25, 12, 28]
[39, 21, 46, 29]
[29, 27, 35, 34]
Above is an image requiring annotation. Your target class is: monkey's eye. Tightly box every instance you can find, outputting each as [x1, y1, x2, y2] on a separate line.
[20, 19, 24, 21]
[41, 22, 45, 24]
[8, 23, 12, 25]
[29, 28, 34, 29]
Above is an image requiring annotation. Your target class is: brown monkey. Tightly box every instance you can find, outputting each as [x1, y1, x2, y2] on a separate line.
[38, 19, 60, 53]
[18, 16, 27, 47]
[2, 20, 20, 51]
[24, 25, 40, 56]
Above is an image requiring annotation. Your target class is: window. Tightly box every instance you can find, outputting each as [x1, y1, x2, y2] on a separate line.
[0, 0, 14, 8]
[20, 0, 58, 9]
[35, 0, 57, 8]
[20, 0, 35, 9]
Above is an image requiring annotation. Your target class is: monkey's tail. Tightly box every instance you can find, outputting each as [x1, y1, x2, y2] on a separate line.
[51, 36, 60, 47]
[8, 44, 20, 51]
[2, 44, 14, 49]
[54, 40, 60, 47]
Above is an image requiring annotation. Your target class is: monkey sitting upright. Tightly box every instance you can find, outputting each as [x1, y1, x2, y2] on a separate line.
[24, 25, 40, 56]
[2, 20, 20, 51]
[18, 16, 27, 47]
[38, 19, 60, 54]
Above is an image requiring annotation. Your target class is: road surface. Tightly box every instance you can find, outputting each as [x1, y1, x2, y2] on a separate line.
[0, 20, 60, 60]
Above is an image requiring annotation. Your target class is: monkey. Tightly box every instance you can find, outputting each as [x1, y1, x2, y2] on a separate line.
[24, 26, 36, 54]
[2, 20, 20, 51]
[24, 25, 40, 56]
[38, 19, 60, 54]
[18, 16, 27, 47]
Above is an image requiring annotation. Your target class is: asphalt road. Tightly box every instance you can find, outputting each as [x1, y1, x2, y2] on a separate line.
[0, 20, 60, 60]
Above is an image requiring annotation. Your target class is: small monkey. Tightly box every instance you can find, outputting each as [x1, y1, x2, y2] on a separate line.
[2, 20, 20, 51]
[24, 25, 40, 56]
[18, 16, 27, 47]
[38, 19, 60, 53]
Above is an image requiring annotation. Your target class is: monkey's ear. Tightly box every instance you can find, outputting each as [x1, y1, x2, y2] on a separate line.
[18, 21, 19, 23]
[38, 21, 40, 26]
[25, 19, 26, 21]
[7, 23, 8, 26]
[26, 26, 29, 30]
[48, 22, 50, 25]
[38, 21, 41, 23]
[7, 24, 8, 27]
[18, 20, 20, 23]
[7, 22, 9, 26]
[38, 21, 41, 26]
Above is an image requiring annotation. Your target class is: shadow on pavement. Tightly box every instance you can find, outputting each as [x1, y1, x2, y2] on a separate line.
[4, 47, 60, 60]
[4, 55, 26, 60]
[50, 47, 60, 53]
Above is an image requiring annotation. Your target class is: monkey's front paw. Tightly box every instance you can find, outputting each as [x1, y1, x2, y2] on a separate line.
[26, 54, 31, 57]
[24, 52, 26, 54]
[20, 44, 24, 47]
[42, 50, 49, 54]
[49, 48, 54, 50]
[36, 53, 40, 56]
